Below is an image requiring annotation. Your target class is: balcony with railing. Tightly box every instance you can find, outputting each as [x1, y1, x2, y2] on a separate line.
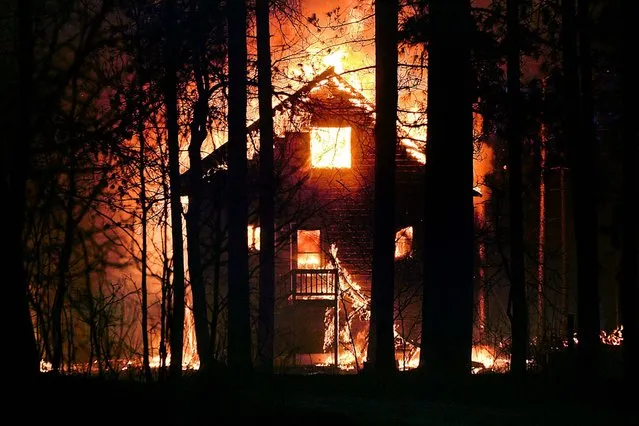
[289, 268, 339, 301]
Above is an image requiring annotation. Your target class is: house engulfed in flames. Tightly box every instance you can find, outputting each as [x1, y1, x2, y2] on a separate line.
[182, 67, 451, 371]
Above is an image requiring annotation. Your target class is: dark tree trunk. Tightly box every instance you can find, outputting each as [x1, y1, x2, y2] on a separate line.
[51, 176, 77, 373]
[163, 0, 185, 378]
[506, 0, 528, 378]
[209, 210, 222, 360]
[368, 0, 398, 374]
[256, 0, 275, 374]
[139, 125, 152, 382]
[159, 160, 170, 379]
[561, 0, 579, 333]
[12, 0, 40, 378]
[420, 0, 474, 379]
[186, 69, 213, 372]
[619, 3, 637, 383]
[226, 0, 252, 374]
[574, 0, 600, 375]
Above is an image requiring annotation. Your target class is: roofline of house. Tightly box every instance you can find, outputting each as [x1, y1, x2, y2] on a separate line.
[178, 68, 443, 196]
[180, 67, 341, 183]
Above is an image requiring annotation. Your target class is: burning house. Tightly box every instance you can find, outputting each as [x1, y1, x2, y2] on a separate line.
[181, 67, 433, 370]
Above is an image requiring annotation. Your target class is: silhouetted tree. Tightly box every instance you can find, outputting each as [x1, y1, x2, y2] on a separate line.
[420, 0, 475, 379]
[163, 0, 186, 378]
[368, 0, 398, 374]
[256, 0, 276, 374]
[12, 0, 137, 373]
[506, 0, 528, 378]
[11, 0, 40, 377]
[226, 0, 252, 374]
[558, 1, 581, 355]
[183, 0, 223, 373]
[138, 120, 152, 382]
[619, 3, 638, 383]
[571, 0, 600, 375]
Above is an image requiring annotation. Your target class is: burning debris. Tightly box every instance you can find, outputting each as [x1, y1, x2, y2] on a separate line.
[600, 326, 623, 346]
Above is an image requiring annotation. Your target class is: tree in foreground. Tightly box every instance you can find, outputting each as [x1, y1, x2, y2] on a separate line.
[368, 0, 399, 374]
[420, 0, 475, 379]
[256, 0, 276, 374]
[506, 0, 528, 378]
[163, 0, 186, 378]
[226, 0, 252, 374]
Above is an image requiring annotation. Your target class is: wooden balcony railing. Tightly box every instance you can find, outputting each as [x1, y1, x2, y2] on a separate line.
[290, 268, 339, 301]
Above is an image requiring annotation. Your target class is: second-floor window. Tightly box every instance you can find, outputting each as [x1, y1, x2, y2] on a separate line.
[310, 127, 352, 168]
[395, 226, 413, 259]
[297, 229, 321, 268]
[248, 225, 260, 251]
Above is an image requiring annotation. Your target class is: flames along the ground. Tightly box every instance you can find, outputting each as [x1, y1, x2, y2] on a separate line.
[298, 242, 625, 374]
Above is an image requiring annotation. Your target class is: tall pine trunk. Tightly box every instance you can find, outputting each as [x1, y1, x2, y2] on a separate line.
[186, 72, 213, 372]
[209, 209, 223, 360]
[139, 125, 152, 382]
[256, 0, 275, 374]
[369, 0, 398, 374]
[574, 0, 600, 374]
[561, 0, 579, 339]
[619, 5, 637, 383]
[226, 0, 252, 374]
[163, 0, 185, 378]
[420, 0, 474, 379]
[12, 0, 40, 377]
[507, 0, 528, 378]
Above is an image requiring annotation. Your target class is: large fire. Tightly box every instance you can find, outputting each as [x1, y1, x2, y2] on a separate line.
[322, 48, 347, 74]
[32, 0, 627, 379]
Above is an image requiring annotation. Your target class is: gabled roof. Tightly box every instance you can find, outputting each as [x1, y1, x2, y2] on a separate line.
[194, 67, 371, 177]
[182, 67, 422, 180]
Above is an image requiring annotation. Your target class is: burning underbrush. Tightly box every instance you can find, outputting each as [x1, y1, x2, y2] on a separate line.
[37, 237, 624, 376]
[39, 307, 201, 375]
[314, 243, 513, 374]
[39, 324, 624, 376]
[311, 241, 624, 375]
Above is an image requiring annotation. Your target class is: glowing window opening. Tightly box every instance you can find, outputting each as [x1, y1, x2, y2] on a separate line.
[297, 229, 321, 268]
[310, 127, 352, 168]
[395, 226, 413, 259]
[248, 225, 260, 251]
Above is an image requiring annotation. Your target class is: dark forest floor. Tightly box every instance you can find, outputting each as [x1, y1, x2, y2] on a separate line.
[14, 372, 639, 426]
